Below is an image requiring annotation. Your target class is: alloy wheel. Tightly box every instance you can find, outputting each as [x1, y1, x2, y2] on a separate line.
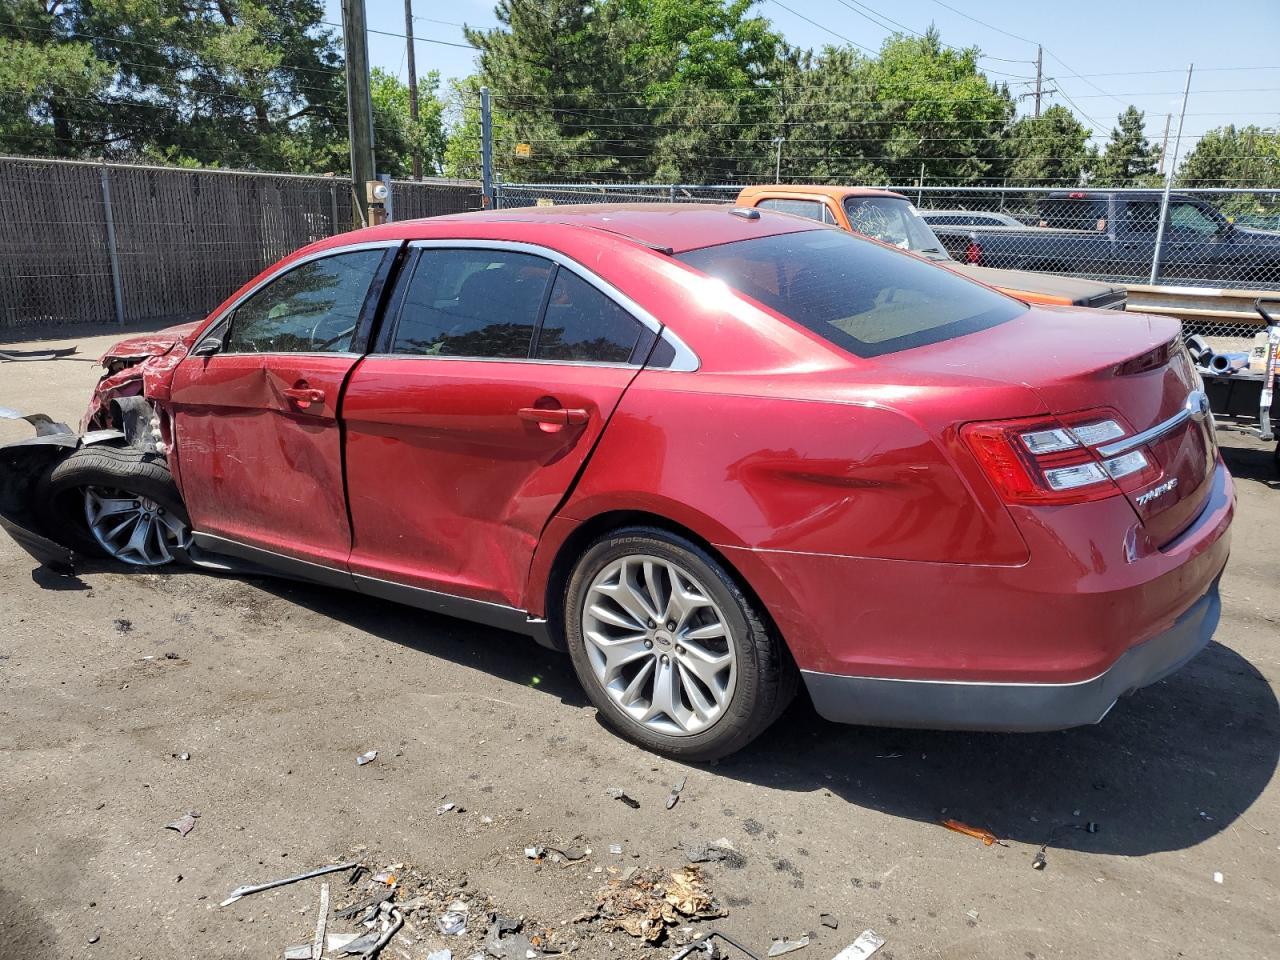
[82, 485, 189, 566]
[581, 554, 737, 737]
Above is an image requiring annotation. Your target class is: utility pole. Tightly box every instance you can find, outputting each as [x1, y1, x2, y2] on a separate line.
[1150, 64, 1193, 284]
[1157, 112, 1172, 175]
[403, 0, 421, 180]
[1034, 45, 1043, 118]
[480, 86, 493, 207]
[342, 0, 376, 227]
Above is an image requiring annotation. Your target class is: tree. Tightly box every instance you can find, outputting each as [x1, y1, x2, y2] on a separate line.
[0, 0, 348, 171]
[1094, 105, 1157, 185]
[1002, 104, 1093, 186]
[370, 68, 448, 178]
[860, 31, 1014, 186]
[1177, 124, 1280, 221]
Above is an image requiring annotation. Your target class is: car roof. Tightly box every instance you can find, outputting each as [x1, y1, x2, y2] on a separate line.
[347, 203, 822, 255]
[737, 184, 908, 202]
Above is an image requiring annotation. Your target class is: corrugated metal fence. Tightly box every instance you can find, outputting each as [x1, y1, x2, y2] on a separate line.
[0, 157, 481, 332]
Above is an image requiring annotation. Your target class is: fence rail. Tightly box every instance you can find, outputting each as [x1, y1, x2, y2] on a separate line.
[494, 181, 1280, 298]
[0, 157, 481, 332]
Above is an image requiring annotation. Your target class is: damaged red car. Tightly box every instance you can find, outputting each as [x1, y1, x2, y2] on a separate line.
[0, 205, 1232, 760]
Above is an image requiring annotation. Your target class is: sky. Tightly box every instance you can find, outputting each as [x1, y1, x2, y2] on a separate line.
[328, 0, 1280, 156]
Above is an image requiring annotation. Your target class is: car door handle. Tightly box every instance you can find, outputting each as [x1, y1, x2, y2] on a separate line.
[518, 406, 589, 426]
[283, 385, 325, 405]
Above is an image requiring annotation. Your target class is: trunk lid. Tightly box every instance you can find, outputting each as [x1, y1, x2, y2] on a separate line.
[880, 306, 1216, 544]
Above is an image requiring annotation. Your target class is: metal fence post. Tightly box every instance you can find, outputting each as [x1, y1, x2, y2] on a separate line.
[98, 165, 125, 325]
[330, 180, 339, 235]
[1150, 63, 1194, 284]
[379, 173, 393, 222]
[494, 172, 503, 210]
[670, 184, 677, 203]
[480, 85, 493, 207]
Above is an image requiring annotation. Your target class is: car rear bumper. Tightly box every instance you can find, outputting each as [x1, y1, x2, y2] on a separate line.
[800, 574, 1221, 731]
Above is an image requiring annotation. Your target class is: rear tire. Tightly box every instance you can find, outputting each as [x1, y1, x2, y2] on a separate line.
[40, 445, 189, 566]
[564, 526, 797, 761]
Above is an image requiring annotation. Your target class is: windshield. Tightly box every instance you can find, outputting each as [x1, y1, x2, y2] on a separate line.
[677, 229, 1025, 358]
[843, 196, 949, 258]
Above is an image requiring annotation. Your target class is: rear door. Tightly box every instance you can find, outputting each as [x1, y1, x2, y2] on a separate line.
[341, 242, 655, 610]
[168, 243, 396, 566]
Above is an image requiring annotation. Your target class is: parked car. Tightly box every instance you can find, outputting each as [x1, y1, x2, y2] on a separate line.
[0, 205, 1231, 760]
[930, 190, 1280, 286]
[921, 209, 1026, 228]
[735, 185, 1127, 309]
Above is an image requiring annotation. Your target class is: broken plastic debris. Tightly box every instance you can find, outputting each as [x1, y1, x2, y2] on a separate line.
[819, 913, 838, 930]
[282, 946, 311, 960]
[438, 911, 468, 935]
[164, 811, 199, 837]
[965, 910, 980, 924]
[670, 930, 762, 960]
[683, 839, 745, 869]
[327, 933, 361, 951]
[437, 802, 457, 815]
[310, 881, 329, 960]
[666, 776, 687, 810]
[372, 869, 397, 885]
[524, 846, 545, 860]
[1213, 871, 1224, 884]
[607, 788, 641, 809]
[942, 819, 1008, 847]
[609, 844, 623, 856]
[426, 951, 452, 960]
[219, 861, 360, 907]
[356, 750, 377, 766]
[339, 931, 382, 954]
[830, 930, 885, 960]
[767, 935, 809, 956]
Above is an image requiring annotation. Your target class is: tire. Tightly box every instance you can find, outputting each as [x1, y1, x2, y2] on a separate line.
[40, 445, 190, 566]
[564, 526, 798, 761]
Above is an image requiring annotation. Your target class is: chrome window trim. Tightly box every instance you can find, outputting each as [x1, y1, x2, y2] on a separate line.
[399, 238, 700, 372]
[212, 240, 403, 358]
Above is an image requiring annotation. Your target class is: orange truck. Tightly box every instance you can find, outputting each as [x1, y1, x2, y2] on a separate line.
[735, 185, 1127, 310]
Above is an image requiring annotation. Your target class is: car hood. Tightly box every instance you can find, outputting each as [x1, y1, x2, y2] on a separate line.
[945, 263, 1126, 307]
[98, 322, 202, 364]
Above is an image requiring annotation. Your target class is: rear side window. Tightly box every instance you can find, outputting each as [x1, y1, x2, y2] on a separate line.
[535, 269, 642, 363]
[677, 230, 1025, 358]
[392, 249, 554, 358]
[225, 250, 385, 354]
[1039, 198, 1108, 230]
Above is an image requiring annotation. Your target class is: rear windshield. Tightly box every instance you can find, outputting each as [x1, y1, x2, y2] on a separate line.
[842, 196, 943, 254]
[676, 229, 1025, 358]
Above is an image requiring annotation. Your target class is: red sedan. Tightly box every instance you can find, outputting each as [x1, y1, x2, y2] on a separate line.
[0, 205, 1232, 760]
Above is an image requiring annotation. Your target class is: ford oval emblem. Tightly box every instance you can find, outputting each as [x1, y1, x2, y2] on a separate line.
[1186, 389, 1211, 422]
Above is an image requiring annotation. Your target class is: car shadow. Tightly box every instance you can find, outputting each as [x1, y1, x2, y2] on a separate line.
[1219, 434, 1278, 490]
[249, 573, 1277, 859]
[715, 640, 1278, 857]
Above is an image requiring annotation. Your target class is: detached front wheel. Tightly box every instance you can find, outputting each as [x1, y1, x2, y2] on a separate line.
[42, 446, 190, 567]
[565, 526, 797, 761]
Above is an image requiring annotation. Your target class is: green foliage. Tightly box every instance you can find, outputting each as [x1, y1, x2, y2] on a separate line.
[0, 0, 347, 170]
[1093, 105, 1158, 186]
[371, 67, 448, 177]
[1002, 104, 1093, 186]
[1178, 124, 1280, 221]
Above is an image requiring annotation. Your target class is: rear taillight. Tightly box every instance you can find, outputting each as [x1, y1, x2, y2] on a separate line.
[962, 410, 1160, 505]
[964, 238, 983, 264]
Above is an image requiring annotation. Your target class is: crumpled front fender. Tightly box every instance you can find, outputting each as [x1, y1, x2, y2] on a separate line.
[0, 408, 125, 570]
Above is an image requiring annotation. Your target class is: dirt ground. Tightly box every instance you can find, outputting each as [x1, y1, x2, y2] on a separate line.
[1, 327, 1277, 960]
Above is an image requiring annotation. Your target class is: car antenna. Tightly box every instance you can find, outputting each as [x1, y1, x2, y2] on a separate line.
[729, 207, 761, 220]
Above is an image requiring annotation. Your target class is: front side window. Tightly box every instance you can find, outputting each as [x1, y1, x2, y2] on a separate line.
[1122, 201, 1162, 235]
[677, 229, 1025, 358]
[756, 198, 835, 224]
[392, 249, 554, 358]
[1169, 202, 1223, 236]
[535, 269, 643, 363]
[225, 249, 385, 354]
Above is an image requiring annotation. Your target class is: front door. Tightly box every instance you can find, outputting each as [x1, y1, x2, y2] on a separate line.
[168, 245, 394, 566]
[342, 244, 651, 610]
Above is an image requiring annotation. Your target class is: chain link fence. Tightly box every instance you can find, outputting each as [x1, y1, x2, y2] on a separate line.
[0, 157, 481, 333]
[494, 181, 1280, 296]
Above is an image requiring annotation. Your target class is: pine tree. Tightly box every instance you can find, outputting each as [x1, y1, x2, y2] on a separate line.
[1094, 106, 1157, 186]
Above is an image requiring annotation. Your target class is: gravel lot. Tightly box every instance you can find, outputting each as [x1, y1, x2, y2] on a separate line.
[2, 327, 1277, 960]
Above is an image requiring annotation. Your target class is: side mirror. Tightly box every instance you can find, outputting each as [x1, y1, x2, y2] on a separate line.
[192, 336, 223, 357]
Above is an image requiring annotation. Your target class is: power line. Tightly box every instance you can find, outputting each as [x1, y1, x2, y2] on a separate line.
[767, 0, 878, 55]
